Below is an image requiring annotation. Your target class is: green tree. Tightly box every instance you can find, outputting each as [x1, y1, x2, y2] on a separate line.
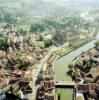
[19, 28, 27, 36]
[30, 23, 45, 33]
[68, 63, 74, 71]
[95, 40, 99, 50]
[42, 19, 59, 28]
[0, 35, 8, 50]
[16, 60, 29, 69]
[52, 29, 66, 44]
[39, 34, 44, 41]
[44, 39, 52, 48]
[4, 13, 16, 24]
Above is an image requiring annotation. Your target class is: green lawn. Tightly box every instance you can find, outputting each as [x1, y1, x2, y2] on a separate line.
[56, 39, 88, 57]
[56, 46, 73, 56]
[17, 24, 30, 31]
[71, 39, 87, 47]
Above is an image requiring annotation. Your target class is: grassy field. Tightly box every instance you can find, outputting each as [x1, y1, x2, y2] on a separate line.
[56, 38, 88, 57]
[71, 39, 87, 47]
[56, 46, 73, 56]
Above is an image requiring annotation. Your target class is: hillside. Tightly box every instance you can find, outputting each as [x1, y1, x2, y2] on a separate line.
[0, 0, 98, 24]
[0, 0, 67, 18]
[43, 0, 99, 5]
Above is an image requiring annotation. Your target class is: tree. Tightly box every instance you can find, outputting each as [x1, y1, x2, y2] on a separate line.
[19, 28, 27, 36]
[16, 60, 29, 69]
[52, 29, 66, 44]
[4, 13, 16, 24]
[30, 23, 45, 33]
[0, 35, 8, 50]
[68, 63, 74, 71]
[39, 35, 44, 41]
[42, 19, 59, 28]
[67, 63, 75, 80]
[95, 40, 99, 50]
[44, 39, 52, 48]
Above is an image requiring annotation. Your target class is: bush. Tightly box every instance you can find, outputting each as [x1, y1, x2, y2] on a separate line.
[95, 40, 99, 50]
[39, 35, 44, 41]
[0, 36, 8, 50]
[68, 63, 74, 71]
[16, 60, 29, 69]
[44, 39, 52, 48]
[30, 23, 45, 33]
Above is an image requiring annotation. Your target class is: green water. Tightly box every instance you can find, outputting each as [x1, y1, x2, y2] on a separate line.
[56, 88, 74, 100]
[54, 40, 96, 100]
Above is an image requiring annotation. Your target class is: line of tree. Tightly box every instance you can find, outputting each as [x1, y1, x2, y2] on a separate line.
[0, 9, 17, 24]
[29, 17, 81, 33]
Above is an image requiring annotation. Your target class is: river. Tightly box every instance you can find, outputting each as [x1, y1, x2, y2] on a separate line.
[54, 40, 96, 81]
[54, 39, 96, 100]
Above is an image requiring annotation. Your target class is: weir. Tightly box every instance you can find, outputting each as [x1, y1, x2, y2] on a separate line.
[55, 81, 75, 88]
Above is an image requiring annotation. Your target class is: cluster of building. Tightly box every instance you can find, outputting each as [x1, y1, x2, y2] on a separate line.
[77, 83, 99, 99]
[74, 48, 99, 100]
[0, 24, 54, 99]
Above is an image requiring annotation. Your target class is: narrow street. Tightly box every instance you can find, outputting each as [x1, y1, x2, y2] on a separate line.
[32, 46, 57, 100]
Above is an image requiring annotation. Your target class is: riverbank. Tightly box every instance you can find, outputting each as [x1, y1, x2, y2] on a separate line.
[55, 39, 96, 80]
[70, 47, 99, 100]
[57, 38, 94, 59]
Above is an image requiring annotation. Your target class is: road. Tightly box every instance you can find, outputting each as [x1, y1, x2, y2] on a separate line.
[31, 46, 57, 100]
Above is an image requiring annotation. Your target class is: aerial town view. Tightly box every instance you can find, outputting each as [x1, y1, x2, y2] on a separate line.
[0, 0, 99, 100]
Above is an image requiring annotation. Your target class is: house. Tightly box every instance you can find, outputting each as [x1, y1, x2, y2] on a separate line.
[91, 67, 99, 78]
[76, 92, 84, 100]
[11, 70, 24, 78]
[44, 80, 54, 91]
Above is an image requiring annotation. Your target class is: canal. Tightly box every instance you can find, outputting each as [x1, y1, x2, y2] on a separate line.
[54, 39, 96, 100]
